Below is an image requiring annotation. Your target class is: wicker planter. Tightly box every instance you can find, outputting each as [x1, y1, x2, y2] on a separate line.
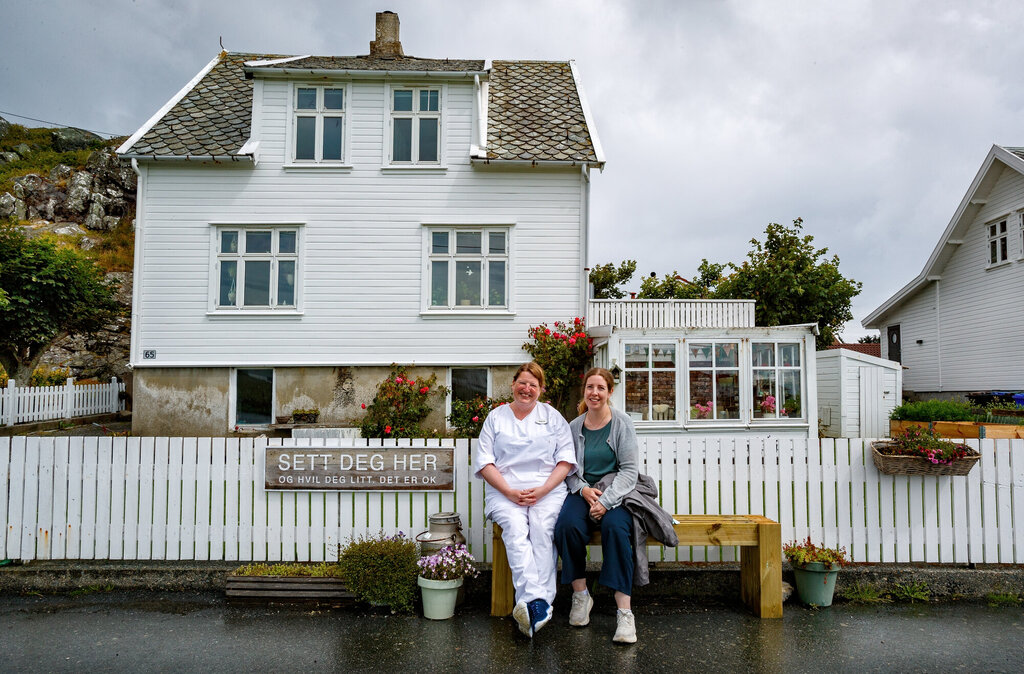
[870, 441, 981, 476]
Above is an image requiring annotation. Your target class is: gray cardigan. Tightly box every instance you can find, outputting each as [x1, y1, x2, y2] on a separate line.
[566, 407, 639, 510]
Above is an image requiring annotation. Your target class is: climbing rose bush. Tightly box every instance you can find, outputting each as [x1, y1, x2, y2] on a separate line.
[447, 395, 512, 438]
[359, 365, 448, 439]
[522, 317, 595, 419]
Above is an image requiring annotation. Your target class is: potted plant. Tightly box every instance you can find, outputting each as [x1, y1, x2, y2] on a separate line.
[416, 543, 479, 620]
[783, 537, 848, 607]
[337, 531, 419, 613]
[291, 407, 320, 424]
[872, 426, 981, 476]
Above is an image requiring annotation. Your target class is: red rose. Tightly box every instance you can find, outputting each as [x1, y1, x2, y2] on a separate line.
[420, 386, 429, 393]
[361, 403, 366, 409]
[472, 416, 479, 422]
[385, 425, 392, 434]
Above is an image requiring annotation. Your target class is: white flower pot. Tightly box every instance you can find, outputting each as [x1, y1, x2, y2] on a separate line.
[418, 576, 464, 619]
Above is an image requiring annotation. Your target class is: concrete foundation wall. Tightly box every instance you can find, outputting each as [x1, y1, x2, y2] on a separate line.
[133, 368, 230, 437]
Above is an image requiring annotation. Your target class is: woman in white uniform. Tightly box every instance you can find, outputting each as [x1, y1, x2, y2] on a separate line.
[475, 362, 576, 638]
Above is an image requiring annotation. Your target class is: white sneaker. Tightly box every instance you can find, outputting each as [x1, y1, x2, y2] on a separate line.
[569, 591, 594, 627]
[613, 609, 637, 644]
[512, 600, 532, 637]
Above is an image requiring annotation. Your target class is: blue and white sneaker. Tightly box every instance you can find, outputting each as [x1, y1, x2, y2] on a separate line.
[528, 598, 553, 635]
[512, 600, 533, 637]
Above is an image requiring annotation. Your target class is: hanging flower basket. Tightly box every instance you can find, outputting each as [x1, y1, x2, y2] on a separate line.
[871, 441, 980, 477]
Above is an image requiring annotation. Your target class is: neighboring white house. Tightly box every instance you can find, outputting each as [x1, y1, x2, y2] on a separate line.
[588, 300, 819, 438]
[862, 144, 1024, 398]
[816, 348, 902, 439]
[117, 12, 605, 435]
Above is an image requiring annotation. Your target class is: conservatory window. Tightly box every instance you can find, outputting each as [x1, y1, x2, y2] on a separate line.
[623, 343, 676, 421]
[751, 342, 802, 419]
[687, 342, 740, 420]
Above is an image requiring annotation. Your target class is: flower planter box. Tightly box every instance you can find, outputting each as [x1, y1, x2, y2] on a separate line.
[225, 575, 353, 602]
[890, 420, 1024, 440]
[871, 441, 981, 477]
[292, 413, 320, 424]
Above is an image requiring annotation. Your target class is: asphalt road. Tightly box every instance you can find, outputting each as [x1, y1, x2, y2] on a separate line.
[2, 591, 1022, 673]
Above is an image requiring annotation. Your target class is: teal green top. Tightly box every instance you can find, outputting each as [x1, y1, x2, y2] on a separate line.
[581, 422, 617, 485]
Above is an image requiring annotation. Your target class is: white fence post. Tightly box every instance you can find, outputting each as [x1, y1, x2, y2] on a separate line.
[63, 377, 75, 420]
[110, 377, 118, 413]
[4, 380, 15, 427]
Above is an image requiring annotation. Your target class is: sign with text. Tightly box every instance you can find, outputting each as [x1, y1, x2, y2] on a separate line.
[264, 446, 455, 491]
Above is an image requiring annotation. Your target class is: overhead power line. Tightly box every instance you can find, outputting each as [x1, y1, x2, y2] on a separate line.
[0, 109, 122, 139]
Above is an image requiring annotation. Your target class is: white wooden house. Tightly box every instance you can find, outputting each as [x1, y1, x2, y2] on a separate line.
[117, 12, 605, 435]
[862, 145, 1024, 397]
[588, 300, 819, 438]
[816, 348, 902, 438]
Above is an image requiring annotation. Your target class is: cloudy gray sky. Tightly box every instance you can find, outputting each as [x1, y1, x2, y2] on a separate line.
[5, 0, 1024, 339]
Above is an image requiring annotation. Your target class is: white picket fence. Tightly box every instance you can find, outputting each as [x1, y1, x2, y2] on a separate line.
[2, 435, 1023, 565]
[1, 378, 125, 426]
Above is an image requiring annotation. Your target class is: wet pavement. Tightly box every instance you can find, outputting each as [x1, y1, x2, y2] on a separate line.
[1, 591, 1022, 673]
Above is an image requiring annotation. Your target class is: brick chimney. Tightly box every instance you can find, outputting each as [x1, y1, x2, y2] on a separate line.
[370, 11, 404, 57]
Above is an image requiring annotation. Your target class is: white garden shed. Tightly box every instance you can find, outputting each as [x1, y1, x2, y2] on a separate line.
[817, 348, 903, 438]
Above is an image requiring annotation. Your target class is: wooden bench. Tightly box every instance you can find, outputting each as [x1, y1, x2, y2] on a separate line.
[491, 514, 783, 618]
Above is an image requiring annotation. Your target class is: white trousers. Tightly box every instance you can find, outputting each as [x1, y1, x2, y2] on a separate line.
[486, 484, 568, 605]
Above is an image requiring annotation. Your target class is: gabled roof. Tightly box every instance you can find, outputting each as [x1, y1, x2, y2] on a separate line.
[862, 144, 1024, 328]
[118, 51, 603, 166]
[826, 342, 881, 358]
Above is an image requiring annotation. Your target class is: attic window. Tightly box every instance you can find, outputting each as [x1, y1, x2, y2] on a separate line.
[988, 218, 1008, 266]
[389, 86, 442, 165]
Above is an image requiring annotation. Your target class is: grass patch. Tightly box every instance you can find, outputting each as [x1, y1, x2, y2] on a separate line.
[890, 581, 930, 603]
[232, 562, 343, 578]
[85, 216, 135, 272]
[0, 123, 121, 195]
[838, 581, 891, 604]
[67, 583, 114, 597]
[986, 592, 1022, 607]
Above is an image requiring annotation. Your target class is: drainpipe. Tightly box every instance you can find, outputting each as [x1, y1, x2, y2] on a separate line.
[935, 280, 942, 392]
[129, 158, 145, 369]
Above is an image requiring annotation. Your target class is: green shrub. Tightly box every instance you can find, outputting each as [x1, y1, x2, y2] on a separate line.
[890, 399, 975, 422]
[522, 317, 595, 418]
[29, 364, 71, 387]
[336, 532, 419, 612]
[448, 395, 512, 438]
[359, 365, 447, 438]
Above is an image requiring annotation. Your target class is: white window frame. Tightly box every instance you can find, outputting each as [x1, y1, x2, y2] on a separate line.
[230, 367, 276, 429]
[385, 84, 445, 167]
[750, 341, 805, 422]
[421, 225, 513, 313]
[1018, 211, 1024, 261]
[285, 83, 351, 167]
[621, 342, 678, 423]
[987, 216, 1009, 268]
[209, 223, 304, 315]
[684, 340, 743, 424]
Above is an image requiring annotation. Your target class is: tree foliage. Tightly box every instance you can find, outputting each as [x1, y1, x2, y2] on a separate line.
[714, 219, 861, 345]
[0, 223, 120, 383]
[636, 260, 725, 299]
[857, 334, 880, 344]
[588, 259, 636, 299]
[522, 317, 594, 419]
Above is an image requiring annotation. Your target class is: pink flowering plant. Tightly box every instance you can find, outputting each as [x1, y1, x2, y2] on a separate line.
[448, 395, 513, 438]
[416, 543, 479, 581]
[879, 426, 975, 465]
[522, 317, 595, 418]
[759, 395, 776, 414]
[691, 401, 712, 419]
[359, 364, 448, 439]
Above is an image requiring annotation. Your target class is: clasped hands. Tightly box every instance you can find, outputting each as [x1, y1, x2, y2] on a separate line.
[581, 486, 608, 520]
[506, 485, 549, 506]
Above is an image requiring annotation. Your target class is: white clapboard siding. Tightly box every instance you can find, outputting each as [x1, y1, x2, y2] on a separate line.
[1, 379, 126, 426]
[4, 436, 1024, 565]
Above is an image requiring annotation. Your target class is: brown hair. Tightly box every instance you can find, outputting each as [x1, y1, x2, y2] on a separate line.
[576, 367, 615, 415]
[513, 361, 546, 390]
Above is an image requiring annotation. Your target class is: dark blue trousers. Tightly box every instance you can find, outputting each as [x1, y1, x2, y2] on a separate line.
[554, 492, 634, 596]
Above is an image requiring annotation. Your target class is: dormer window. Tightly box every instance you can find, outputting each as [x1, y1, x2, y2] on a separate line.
[389, 86, 442, 165]
[291, 84, 347, 164]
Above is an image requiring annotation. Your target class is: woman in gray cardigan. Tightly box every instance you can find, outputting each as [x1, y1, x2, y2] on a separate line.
[554, 367, 640, 644]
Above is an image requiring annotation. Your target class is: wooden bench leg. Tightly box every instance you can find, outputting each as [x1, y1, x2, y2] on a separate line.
[490, 523, 515, 616]
[739, 521, 783, 618]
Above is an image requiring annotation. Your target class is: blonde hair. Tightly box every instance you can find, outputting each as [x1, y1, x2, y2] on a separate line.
[576, 367, 615, 415]
[513, 361, 546, 390]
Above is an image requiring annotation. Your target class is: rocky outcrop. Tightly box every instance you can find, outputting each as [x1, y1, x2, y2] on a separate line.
[51, 127, 103, 152]
[0, 149, 136, 230]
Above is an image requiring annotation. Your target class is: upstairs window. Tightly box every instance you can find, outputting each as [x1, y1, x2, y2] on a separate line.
[751, 342, 802, 420]
[292, 85, 346, 163]
[988, 218, 1008, 266]
[390, 87, 441, 164]
[216, 227, 299, 310]
[427, 227, 508, 310]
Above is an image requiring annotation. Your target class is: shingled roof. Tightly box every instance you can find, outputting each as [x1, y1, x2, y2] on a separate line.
[485, 61, 599, 163]
[120, 52, 602, 165]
